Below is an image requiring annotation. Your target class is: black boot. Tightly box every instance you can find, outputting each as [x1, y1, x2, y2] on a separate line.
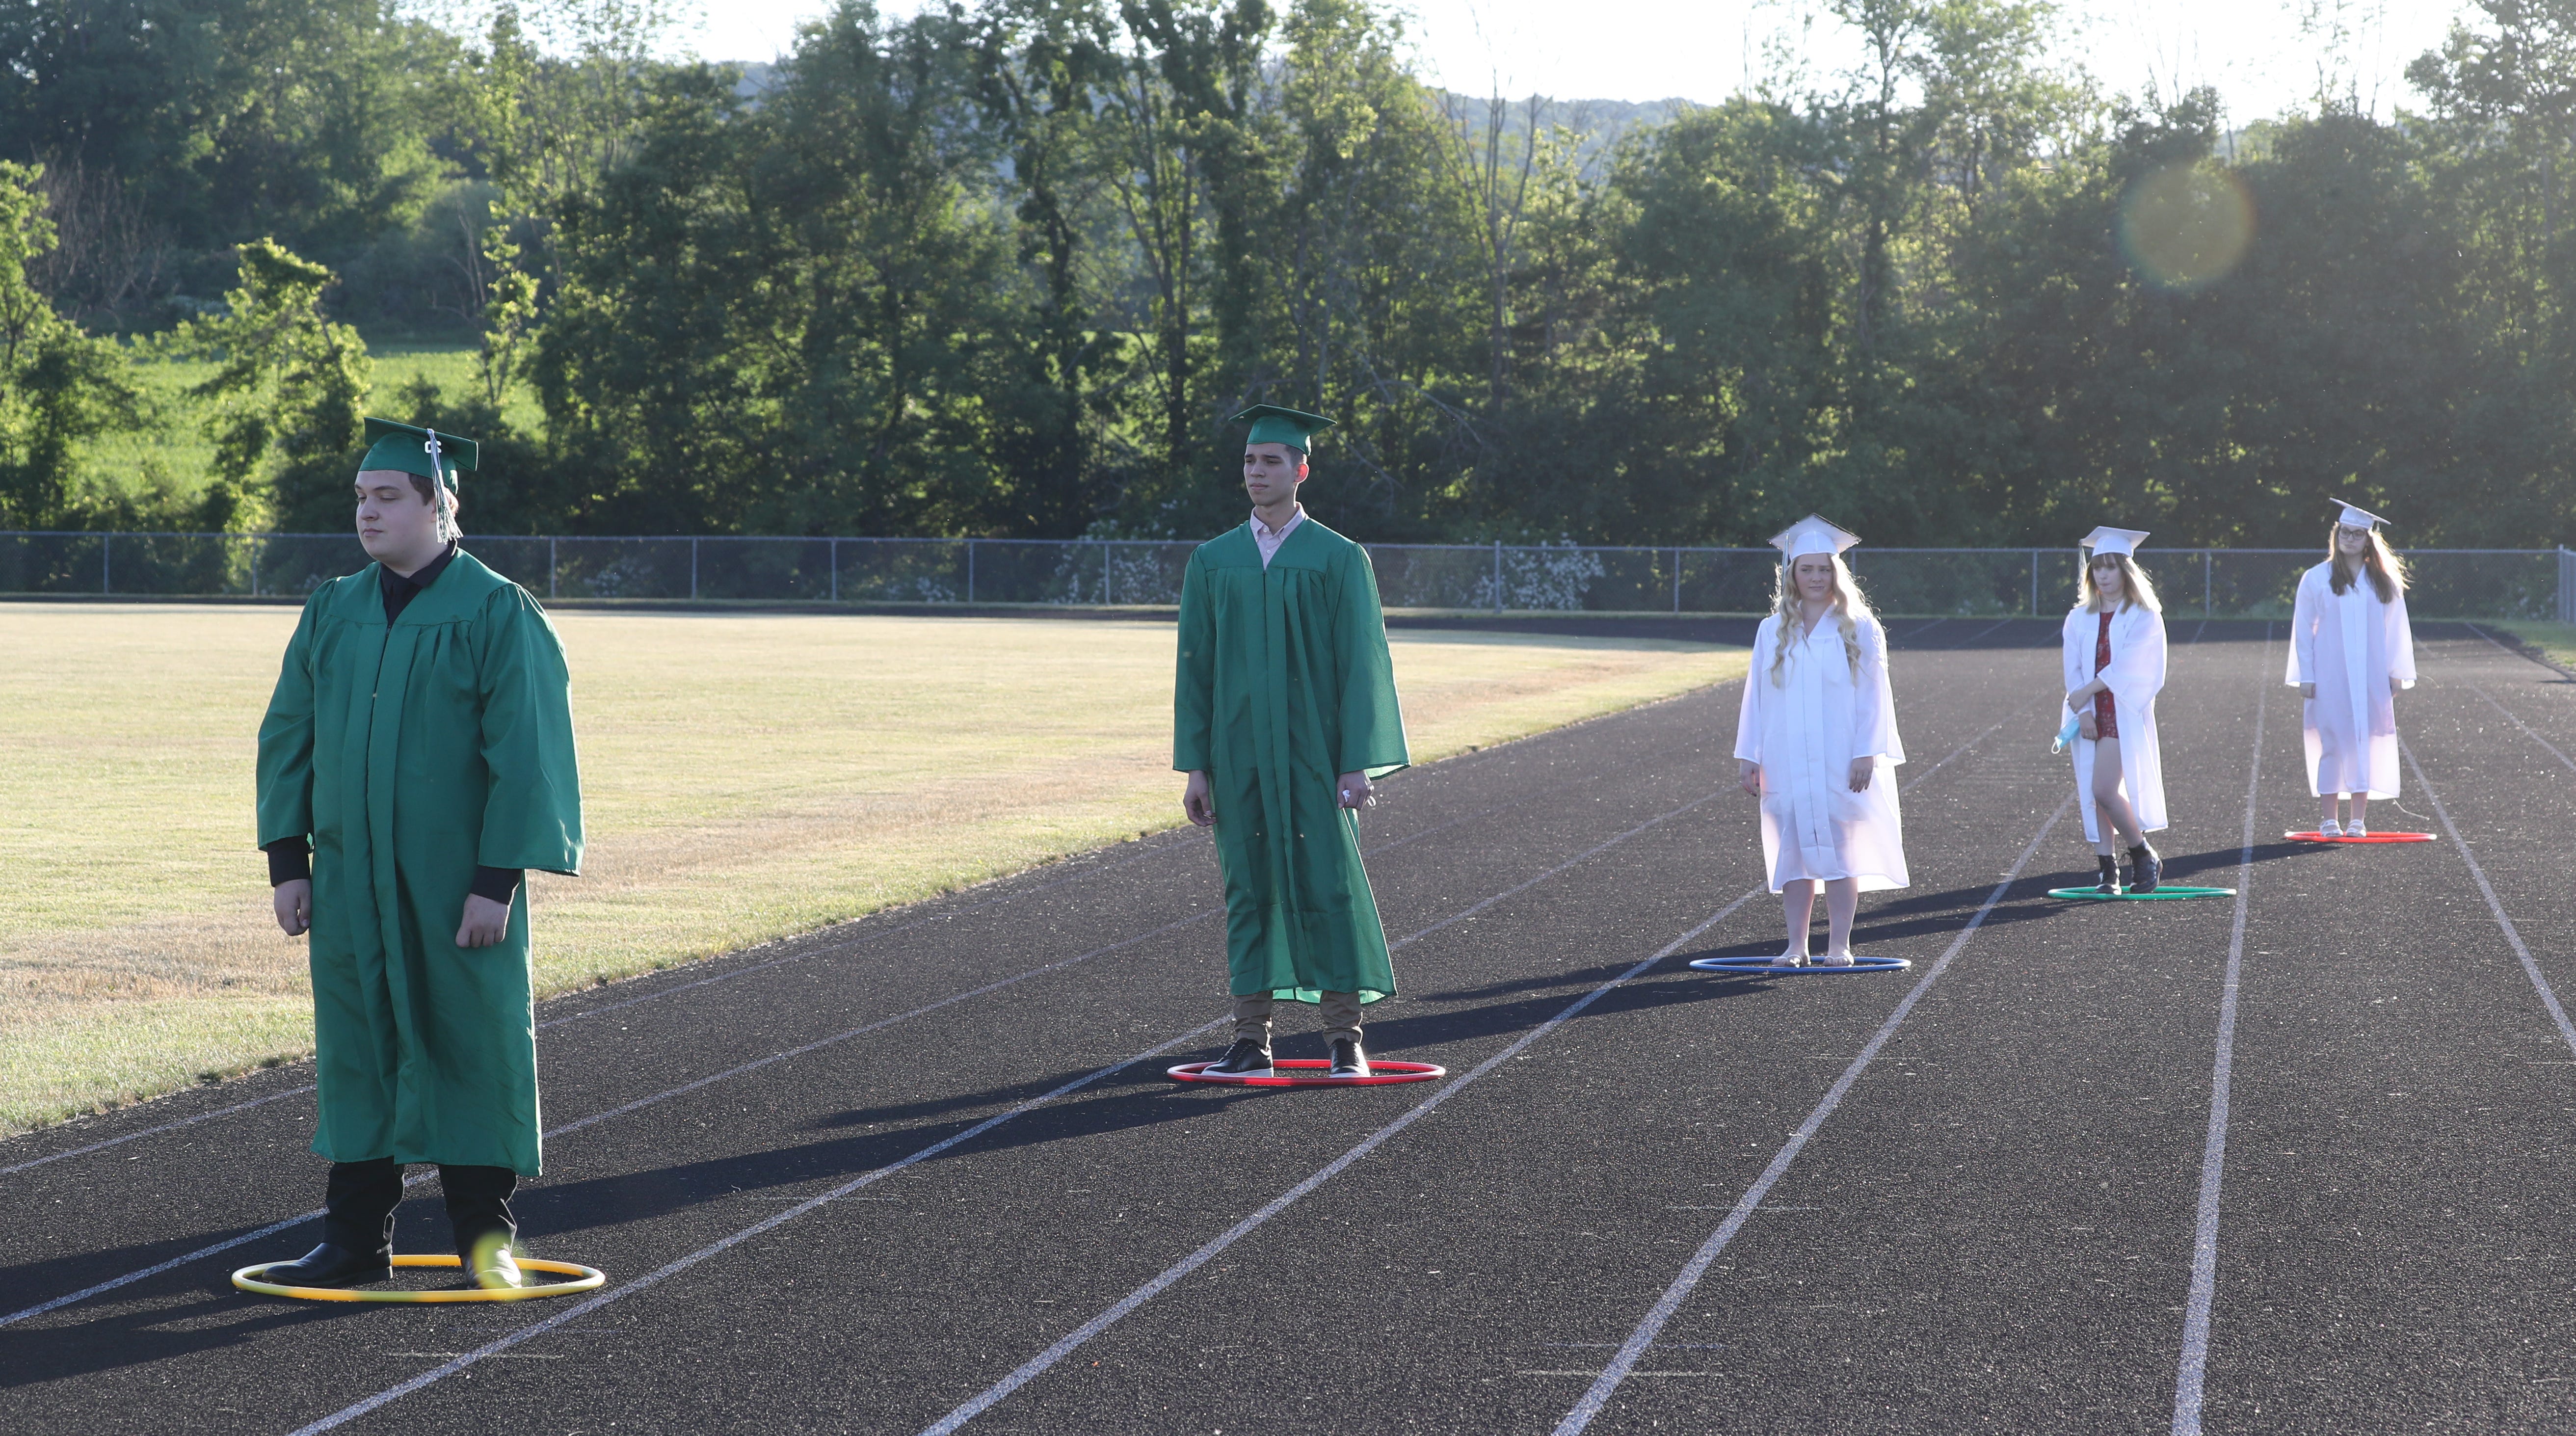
[441, 1165, 521, 1287]
[261, 1158, 400, 1286]
[260, 1241, 393, 1288]
[2094, 854, 2121, 895]
[1328, 1038, 1371, 1078]
[2127, 843, 2162, 894]
[1204, 1038, 1274, 1078]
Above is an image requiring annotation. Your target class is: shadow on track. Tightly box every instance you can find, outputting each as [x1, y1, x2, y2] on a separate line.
[2, 1289, 340, 1386]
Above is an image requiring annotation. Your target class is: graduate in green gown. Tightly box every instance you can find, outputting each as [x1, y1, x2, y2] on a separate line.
[1177, 405, 1409, 1079]
[252, 418, 583, 1290]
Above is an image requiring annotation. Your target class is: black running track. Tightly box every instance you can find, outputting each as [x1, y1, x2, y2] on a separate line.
[8, 617, 2576, 1436]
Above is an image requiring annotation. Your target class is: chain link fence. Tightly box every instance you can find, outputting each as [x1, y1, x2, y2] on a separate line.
[1, 532, 2568, 621]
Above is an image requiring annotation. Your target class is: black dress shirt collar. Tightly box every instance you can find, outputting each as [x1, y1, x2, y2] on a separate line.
[380, 542, 459, 623]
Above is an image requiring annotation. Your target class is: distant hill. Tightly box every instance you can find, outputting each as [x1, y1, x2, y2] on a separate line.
[721, 59, 1680, 172]
[1428, 92, 1694, 174]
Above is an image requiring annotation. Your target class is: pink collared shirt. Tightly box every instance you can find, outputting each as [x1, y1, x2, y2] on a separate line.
[1250, 504, 1305, 569]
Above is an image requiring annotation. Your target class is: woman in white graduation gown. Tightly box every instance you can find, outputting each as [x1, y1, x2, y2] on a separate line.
[2285, 502, 2416, 835]
[2059, 527, 2169, 893]
[1734, 515, 1906, 966]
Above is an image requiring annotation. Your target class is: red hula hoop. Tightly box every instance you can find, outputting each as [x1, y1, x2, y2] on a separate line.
[1168, 1058, 1445, 1087]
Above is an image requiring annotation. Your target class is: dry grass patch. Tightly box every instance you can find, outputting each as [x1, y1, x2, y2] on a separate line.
[1, 603, 1744, 1134]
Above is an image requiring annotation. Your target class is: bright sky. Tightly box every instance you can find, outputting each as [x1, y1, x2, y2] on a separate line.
[680, 0, 2463, 126]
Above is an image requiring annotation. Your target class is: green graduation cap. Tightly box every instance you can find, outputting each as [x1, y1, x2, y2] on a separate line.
[1234, 404, 1334, 452]
[359, 417, 478, 489]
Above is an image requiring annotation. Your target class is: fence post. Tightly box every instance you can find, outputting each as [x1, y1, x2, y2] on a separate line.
[1672, 549, 1682, 613]
[1492, 540, 1504, 613]
[549, 537, 558, 600]
[967, 540, 976, 604]
[251, 536, 263, 598]
[1106, 541, 1116, 607]
[690, 537, 700, 600]
[829, 537, 839, 603]
[102, 533, 111, 595]
[2204, 549, 2213, 617]
[2027, 550, 2037, 616]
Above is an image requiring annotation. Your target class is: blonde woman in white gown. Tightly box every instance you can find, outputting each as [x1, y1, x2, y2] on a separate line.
[2285, 502, 2416, 837]
[2060, 527, 2169, 893]
[1733, 515, 1907, 966]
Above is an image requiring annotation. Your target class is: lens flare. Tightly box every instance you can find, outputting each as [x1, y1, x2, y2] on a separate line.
[2118, 161, 2254, 291]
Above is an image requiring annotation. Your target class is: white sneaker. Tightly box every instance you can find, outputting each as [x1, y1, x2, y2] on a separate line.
[2345, 822, 2367, 838]
[2318, 819, 2341, 838]
[1815, 953, 1857, 967]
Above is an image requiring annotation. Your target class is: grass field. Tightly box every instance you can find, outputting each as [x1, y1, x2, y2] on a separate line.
[2487, 619, 2576, 673]
[0, 604, 1747, 1135]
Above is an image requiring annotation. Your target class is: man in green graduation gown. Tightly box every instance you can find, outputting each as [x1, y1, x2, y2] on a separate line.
[253, 418, 583, 1289]
[1176, 405, 1409, 1080]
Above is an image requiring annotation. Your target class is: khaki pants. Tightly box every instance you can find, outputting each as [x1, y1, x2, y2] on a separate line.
[1233, 990, 1363, 1048]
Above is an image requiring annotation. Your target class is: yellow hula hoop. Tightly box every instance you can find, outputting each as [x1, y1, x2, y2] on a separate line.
[230, 1252, 606, 1303]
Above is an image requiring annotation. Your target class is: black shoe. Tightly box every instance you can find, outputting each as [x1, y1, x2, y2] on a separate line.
[259, 1241, 392, 1288]
[1328, 1039, 1370, 1078]
[1205, 1039, 1273, 1078]
[2094, 855, 2121, 895]
[2127, 843, 2161, 894]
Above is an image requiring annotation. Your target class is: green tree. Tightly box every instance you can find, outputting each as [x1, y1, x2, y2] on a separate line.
[158, 238, 372, 530]
[0, 162, 145, 528]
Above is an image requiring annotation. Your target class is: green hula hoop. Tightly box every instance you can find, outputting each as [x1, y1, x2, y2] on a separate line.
[2045, 885, 2235, 901]
[232, 1252, 606, 1303]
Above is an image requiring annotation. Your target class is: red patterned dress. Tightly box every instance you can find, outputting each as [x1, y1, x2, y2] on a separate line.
[2093, 611, 2120, 738]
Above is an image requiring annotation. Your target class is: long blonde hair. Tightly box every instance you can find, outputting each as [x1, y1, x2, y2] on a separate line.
[2328, 524, 2406, 602]
[1769, 552, 1873, 685]
[2079, 551, 2162, 614]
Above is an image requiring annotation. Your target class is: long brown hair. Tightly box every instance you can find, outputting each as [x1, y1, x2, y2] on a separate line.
[1769, 552, 1874, 685]
[2327, 524, 2406, 603]
[2079, 552, 2162, 614]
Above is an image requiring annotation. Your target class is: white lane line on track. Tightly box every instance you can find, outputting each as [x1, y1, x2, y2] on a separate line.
[278, 1018, 1233, 1436]
[0, 1086, 317, 1178]
[2170, 623, 2273, 1436]
[917, 889, 1776, 1436]
[0, 755, 1746, 1326]
[2399, 738, 2576, 1058]
[276, 778, 1768, 1432]
[2461, 680, 2576, 775]
[1551, 791, 2073, 1436]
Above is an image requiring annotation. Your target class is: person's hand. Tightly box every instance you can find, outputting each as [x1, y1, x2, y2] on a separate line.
[456, 894, 511, 949]
[1847, 757, 1873, 793]
[2390, 676, 2404, 694]
[2078, 709, 2098, 742]
[1182, 771, 1215, 827]
[273, 879, 311, 937]
[2066, 688, 2090, 712]
[1739, 760, 1762, 798]
[1337, 771, 1373, 809]
[2301, 682, 2316, 699]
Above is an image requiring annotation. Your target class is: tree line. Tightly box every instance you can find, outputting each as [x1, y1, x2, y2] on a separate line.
[1, 0, 2572, 549]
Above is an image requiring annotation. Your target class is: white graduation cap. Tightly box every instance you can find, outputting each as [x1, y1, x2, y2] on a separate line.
[2080, 525, 2149, 557]
[2332, 499, 2391, 530]
[1768, 514, 1861, 561]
